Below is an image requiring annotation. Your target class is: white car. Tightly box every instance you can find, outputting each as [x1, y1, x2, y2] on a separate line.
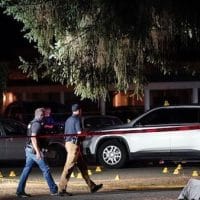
[83, 105, 200, 168]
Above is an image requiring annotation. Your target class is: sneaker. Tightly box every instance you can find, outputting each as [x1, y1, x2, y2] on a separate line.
[16, 192, 32, 198]
[58, 190, 73, 196]
[50, 192, 59, 196]
[91, 184, 103, 193]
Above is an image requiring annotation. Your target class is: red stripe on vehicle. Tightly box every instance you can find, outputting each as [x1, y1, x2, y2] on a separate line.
[92, 124, 200, 136]
[1, 124, 200, 139]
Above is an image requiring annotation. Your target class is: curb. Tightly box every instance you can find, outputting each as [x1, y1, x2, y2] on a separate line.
[126, 185, 184, 190]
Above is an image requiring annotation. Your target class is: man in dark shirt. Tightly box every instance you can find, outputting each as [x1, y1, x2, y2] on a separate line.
[58, 104, 103, 196]
[16, 108, 58, 197]
[43, 107, 55, 129]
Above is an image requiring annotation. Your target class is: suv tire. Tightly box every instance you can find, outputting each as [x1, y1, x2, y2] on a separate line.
[98, 140, 127, 169]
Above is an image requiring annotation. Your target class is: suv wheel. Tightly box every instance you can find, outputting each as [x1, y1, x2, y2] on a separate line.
[98, 140, 127, 169]
[46, 145, 66, 166]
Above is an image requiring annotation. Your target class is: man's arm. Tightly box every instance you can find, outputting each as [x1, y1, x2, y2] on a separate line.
[75, 120, 82, 134]
[31, 123, 42, 160]
[31, 135, 41, 158]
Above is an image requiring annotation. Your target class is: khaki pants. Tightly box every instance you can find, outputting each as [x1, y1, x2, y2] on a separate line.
[58, 142, 95, 192]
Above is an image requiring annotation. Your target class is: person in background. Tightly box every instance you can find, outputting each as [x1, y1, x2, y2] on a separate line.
[16, 108, 58, 197]
[43, 107, 55, 129]
[58, 103, 103, 196]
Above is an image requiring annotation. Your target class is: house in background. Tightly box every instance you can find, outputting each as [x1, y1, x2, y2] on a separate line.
[3, 66, 200, 121]
[1, 9, 200, 120]
[144, 81, 200, 111]
[3, 67, 144, 119]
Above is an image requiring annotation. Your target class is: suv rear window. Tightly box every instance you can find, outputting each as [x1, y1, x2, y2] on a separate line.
[83, 116, 122, 130]
[137, 108, 200, 126]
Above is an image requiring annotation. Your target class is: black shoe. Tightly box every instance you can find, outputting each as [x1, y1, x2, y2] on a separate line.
[16, 192, 32, 198]
[91, 184, 103, 193]
[58, 190, 73, 196]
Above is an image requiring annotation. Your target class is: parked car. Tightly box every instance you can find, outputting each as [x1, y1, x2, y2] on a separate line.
[3, 100, 123, 133]
[83, 105, 200, 168]
[46, 114, 123, 165]
[47, 114, 123, 133]
[0, 118, 66, 166]
[0, 115, 123, 166]
[3, 100, 68, 124]
[0, 118, 27, 161]
[81, 115, 123, 131]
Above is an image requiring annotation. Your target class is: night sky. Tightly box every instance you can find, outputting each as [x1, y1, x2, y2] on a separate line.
[0, 8, 37, 62]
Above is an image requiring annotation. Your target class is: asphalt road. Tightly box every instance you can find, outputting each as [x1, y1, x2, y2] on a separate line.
[1, 161, 200, 199]
[0, 189, 181, 200]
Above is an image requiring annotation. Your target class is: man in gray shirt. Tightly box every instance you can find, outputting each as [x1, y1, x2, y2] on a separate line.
[58, 104, 103, 196]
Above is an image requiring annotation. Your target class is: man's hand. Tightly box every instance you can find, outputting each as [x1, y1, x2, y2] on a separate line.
[31, 135, 42, 160]
[44, 124, 54, 129]
[36, 152, 42, 160]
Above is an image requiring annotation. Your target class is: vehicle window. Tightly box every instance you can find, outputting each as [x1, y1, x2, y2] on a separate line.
[0, 120, 27, 136]
[137, 109, 170, 126]
[170, 108, 200, 123]
[136, 108, 200, 126]
[100, 118, 116, 126]
[84, 117, 119, 129]
[5, 105, 21, 118]
[4, 101, 68, 124]
[84, 118, 102, 129]
[112, 118, 123, 125]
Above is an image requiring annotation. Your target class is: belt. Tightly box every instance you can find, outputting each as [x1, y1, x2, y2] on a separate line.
[26, 144, 33, 149]
[67, 137, 78, 144]
[26, 145, 47, 154]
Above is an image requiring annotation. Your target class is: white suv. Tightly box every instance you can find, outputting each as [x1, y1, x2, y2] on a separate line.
[83, 105, 200, 168]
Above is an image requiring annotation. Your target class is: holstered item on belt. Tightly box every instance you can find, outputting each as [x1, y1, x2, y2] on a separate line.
[71, 137, 79, 145]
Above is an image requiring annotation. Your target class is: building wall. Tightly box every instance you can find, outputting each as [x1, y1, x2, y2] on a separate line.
[144, 81, 200, 111]
[4, 81, 200, 116]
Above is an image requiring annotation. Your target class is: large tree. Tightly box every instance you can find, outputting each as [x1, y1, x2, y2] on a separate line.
[1, 0, 200, 101]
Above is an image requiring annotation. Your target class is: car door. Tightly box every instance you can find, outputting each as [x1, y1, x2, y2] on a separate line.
[170, 108, 200, 157]
[129, 108, 171, 156]
[1, 119, 27, 160]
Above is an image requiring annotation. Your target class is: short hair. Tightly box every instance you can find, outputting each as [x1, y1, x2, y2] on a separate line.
[71, 104, 80, 112]
[35, 108, 45, 118]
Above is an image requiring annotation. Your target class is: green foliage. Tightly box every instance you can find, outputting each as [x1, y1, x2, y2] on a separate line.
[1, 0, 200, 100]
